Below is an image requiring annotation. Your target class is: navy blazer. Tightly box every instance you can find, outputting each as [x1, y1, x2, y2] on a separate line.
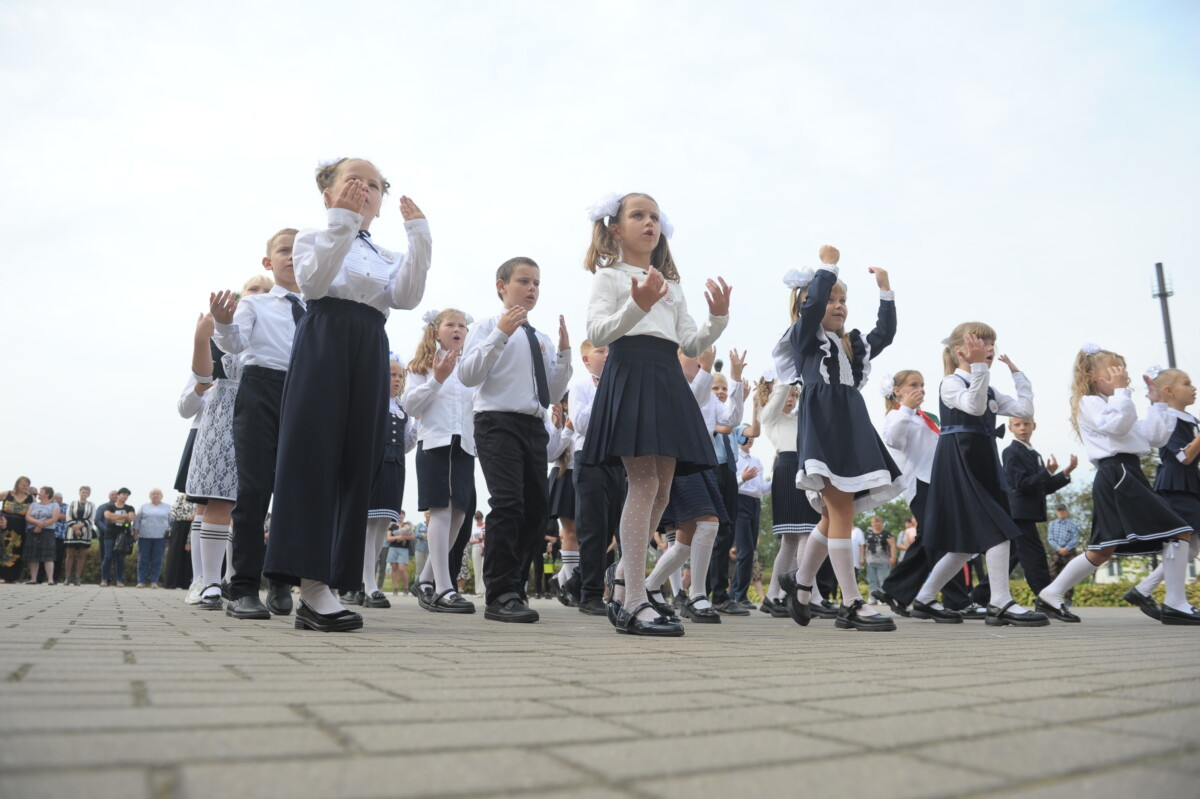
[1002, 441, 1070, 522]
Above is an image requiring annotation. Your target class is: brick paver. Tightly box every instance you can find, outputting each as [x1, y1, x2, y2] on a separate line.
[0, 585, 1195, 798]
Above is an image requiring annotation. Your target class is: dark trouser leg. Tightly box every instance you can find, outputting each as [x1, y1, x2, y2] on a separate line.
[1013, 520, 1052, 595]
[707, 467, 738, 603]
[229, 370, 283, 600]
[573, 463, 623, 603]
[448, 489, 473, 587]
[731, 495, 759, 601]
[816, 558, 837, 600]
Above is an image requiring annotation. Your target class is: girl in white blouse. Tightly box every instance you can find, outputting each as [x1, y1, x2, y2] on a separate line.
[579, 192, 731, 637]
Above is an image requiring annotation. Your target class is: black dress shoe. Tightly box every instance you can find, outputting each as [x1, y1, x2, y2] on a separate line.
[578, 598, 607, 616]
[225, 595, 271, 620]
[409, 581, 434, 610]
[986, 601, 1050, 627]
[770, 599, 790, 618]
[681, 596, 721, 623]
[555, 572, 580, 607]
[1123, 587, 1162, 621]
[673, 589, 687, 609]
[871, 589, 911, 617]
[758, 597, 776, 614]
[1160, 604, 1200, 625]
[716, 599, 750, 616]
[956, 603, 988, 621]
[220, 580, 232, 601]
[198, 585, 223, 611]
[265, 580, 293, 616]
[777, 570, 811, 627]
[484, 593, 539, 623]
[646, 589, 678, 620]
[294, 601, 363, 632]
[738, 598, 757, 610]
[1034, 596, 1080, 623]
[809, 600, 838, 620]
[835, 599, 897, 632]
[431, 589, 476, 614]
[911, 600, 964, 623]
[363, 591, 392, 609]
[615, 602, 685, 637]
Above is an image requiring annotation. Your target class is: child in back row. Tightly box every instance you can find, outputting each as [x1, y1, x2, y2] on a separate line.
[1037, 348, 1197, 625]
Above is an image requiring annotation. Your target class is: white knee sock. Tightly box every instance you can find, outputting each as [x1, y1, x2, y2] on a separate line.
[767, 534, 800, 600]
[198, 522, 229, 596]
[792, 530, 829, 604]
[645, 541, 691, 594]
[1163, 539, 1193, 612]
[189, 519, 202, 584]
[1139, 536, 1200, 597]
[915, 552, 972, 607]
[985, 541, 1026, 613]
[426, 507, 456, 593]
[686, 521, 719, 610]
[828, 538, 871, 612]
[300, 578, 345, 614]
[663, 529, 684, 596]
[558, 550, 579, 585]
[1039, 553, 1098, 607]
[363, 518, 389, 594]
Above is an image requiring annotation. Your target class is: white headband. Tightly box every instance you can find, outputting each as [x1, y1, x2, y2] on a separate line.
[584, 192, 674, 239]
[1145, 364, 1164, 380]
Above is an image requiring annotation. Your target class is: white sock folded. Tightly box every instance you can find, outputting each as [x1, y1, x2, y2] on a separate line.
[1039, 553, 1098, 607]
[686, 521, 719, 610]
[915, 552, 972, 605]
[301, 579, 345, 615]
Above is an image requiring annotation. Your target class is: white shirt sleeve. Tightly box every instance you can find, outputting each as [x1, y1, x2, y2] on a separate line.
[689, 369, 714, 407]
[401, 369, 442, 418]
[177, 375, 204, 419]
[719, 380, 744, 427]
[881, 406, 915, 450]
[387, 219, 432, 310]
[941, 364, 991, 415]
[293, 208, 362, 300]
[1079, 391, 1138, 437]
[993, 371, 1035, 418]
[457, 317, 507, 388]
[586, 271, 648, 347]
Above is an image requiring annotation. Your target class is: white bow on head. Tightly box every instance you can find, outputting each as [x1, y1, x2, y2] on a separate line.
[1145, 364, 1164, 380]
[782, 268, 815, 291]
[1081, 342, 1102, 356]
[584, 192, 673, 239]
[879, 373, 896, 399]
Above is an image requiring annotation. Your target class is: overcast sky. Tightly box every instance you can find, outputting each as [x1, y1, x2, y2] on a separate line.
[2, 1, 1196, 514]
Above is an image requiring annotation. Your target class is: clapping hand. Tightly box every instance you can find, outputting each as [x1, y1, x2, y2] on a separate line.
[432, 348, 459, 383]
[705, 277, 732, 316]
[209, 291, 238, 325]
[399, 196, 425, 221]
[1047, 455, 1059, 474]
[997, 354, 1020, 374]
[496, 305, 527, 336]
[1064, 454, 1078, 476]
[631, 266, 669, 312]
[1144, 373, 1163, 403]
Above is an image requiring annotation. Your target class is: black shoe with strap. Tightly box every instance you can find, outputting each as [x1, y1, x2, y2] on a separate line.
[615, 602, 685, 637]
[835, 599, 897, 632]
[431, 588, 476, 614]
[294, 601, 363, 632]
[986, 600, 1050, 627]
[484, 592, 539, 623]
[1034, 596, 1080, 623]
[777, 570, 811, 627]
[681, 596, 721, 624]
[911, 600, 964, 623]
[646, 588, 679, 621]
[197, 584, 223, 611]
[871, 588, 910, 617]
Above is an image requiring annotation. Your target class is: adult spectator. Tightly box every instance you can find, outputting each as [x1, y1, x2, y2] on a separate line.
[413, 510, 430, 581]
[48, 492, 68, 583]
[861, 515, 897, 603]
[101, 488, 135, 587]
[1, 476, 34, 583]
[64, 487, 95, 586]
[94, 490, 117, 542]
[133, 489, 172, 588]
[23, 486, 61, 584]
[897, 516, 918, 562]
[1046, 504, 1081, 602]
[386, 513, 413, 595]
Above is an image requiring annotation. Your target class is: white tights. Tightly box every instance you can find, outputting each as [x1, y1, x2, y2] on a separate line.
[362, 518, 389, 595]
[420, 507, 467, 594]
[615, 455, 675, 622]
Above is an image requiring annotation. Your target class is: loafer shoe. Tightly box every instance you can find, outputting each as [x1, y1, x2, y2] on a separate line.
[578, 598, 607, 616]
[363, 591, 392, 609]
[809, 600, 838, 620]
[681, 596, 721, 624]
[484, 593, 539, 623]
[835, 599, 897, 632]
[716, 599, 750, 616]
[294, 600, 363, 632]
[1123, 587, 1161, 621]
[770, 599, 790, 618]
[1034, 596, 1081, 623]
[738, 598, 757, 610]
[615, 602, 685, 637]
[871, 589, 911, 617]
[986, 601, 1050, 627]
[777, 570, 811, 627]
[225, 595, 271, 620]
[1160, 604, 1200, 626]
[758, 597, 776, 614]
[911, 600, 964, 623]
[197, 588, 223, 611]
[409, 581, 434, 610]
[431, 589, 476, 614]
[265, 580, 293, 616]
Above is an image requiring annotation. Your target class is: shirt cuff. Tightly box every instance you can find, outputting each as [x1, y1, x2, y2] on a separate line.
[328, 207, 364, 227]
[970, 362, 989, 374]
[404, 218, 430, 232]
[487, 326, 510, 346]
[879, 290, 895, 301]
[1178, 450, 1189, 463]
[818, 264, 840, 277]
[192, 372, 214, 385]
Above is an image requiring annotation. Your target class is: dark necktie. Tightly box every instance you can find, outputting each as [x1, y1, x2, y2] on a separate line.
[357, 229, 379, 254]
[522, 323, 551, 407]
[285, 294, 305, 326]
[718, 432, 736, 472]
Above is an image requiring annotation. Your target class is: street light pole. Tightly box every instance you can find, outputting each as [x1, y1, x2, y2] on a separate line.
[1152, 263, 1176, 369]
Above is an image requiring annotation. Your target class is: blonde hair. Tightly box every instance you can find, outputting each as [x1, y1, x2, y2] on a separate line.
[408, 309, 468, 376]
[789, 280, 852, 360]
[580, 339, 595, 358]
[885, 369, 922, 412]
[1069, 348, 1126, 435]
[942, 322, 998, 375]
[754, 378, 774, 408]
[1151, 368, 1187, 391]
[265, 227, 298, 256]
[315, 158, 391, 196]
[242, 274, 274, 295]
[584, 193, 679, 281]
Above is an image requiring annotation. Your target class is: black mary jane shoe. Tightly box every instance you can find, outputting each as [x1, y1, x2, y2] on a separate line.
[835, 599, 897, 632]
[294, 601, 363, 632]
[1160, 604, 1200, 626]
[809, 600, 838, 620]
[681, 596, 721, 624]
[758, 597, 776, 614]
[1034, 597, 1080, 623]
[410, 581, 435, 610]
[484, 592, 539, 623]
[646, 589, 679, 621]
[956, 603, 988, 621]
[604, 564, 625, 629]
[265, 580, 294, 616]
[770, 598, 790, 618]
[363, 591, 392, 609]
[777, 570, 811, 627]
[871, 589, 911, 618]
[1123, 587, 1161, 621]
[615, 602, 685, 637]
[431, 589, 476, 614]
[986, 600, 1049, 627]
[197, 584, 223, 611]
[225, 595, 272, 620]
[911, 600, 964, 624]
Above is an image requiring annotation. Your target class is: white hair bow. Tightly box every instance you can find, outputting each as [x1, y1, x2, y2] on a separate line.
[1081, 342, 1102, 356]
[782, 268, 815, 291]
[423, 309, 474, 326]
[1145, 364, 1164, 380]
[585, 192, 674, 240]
[316, 157, 342, 168]
[879, 373, 896, 399]
[761, 367, 776, 382]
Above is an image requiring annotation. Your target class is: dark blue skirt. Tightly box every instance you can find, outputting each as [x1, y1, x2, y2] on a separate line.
[173, 428, 198, 494]
[579, 335, 717, 476]
[416, 438, 475, 512]
[662, 468, 730, 527]
[771, 451, 819, 535]
[923, 430, 1019, 554]
[1090, 454, 1193, 555]
[548, 466, 575, 519]
[368, 446, 405, 521]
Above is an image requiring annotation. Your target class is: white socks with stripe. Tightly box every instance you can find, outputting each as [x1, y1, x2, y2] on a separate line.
[1038, 553, 1098, 608]
[985, 541, 1026, 613]
[558, 550, 579, 585]
[686, 521, 719, 610]
[915, 552, 972, 608]
[198, 522, 229, 597]
[189, 519, 203, 585]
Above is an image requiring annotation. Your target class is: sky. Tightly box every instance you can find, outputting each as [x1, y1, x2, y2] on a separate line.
[1, 0, 1197, 513]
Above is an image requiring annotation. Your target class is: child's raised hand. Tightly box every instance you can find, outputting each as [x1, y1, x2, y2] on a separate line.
[901, 387, 924, 409]
[557, 315, 570, 351]
[1064, 454, 1078, 476]
[1144, 373, 1163, 403]
[209, 291, 238, 325]
[496, 305, 527, 336]
[551, 403, 564, 429]
[868, 267, 890, 291]
[631, 267, 668, 312]
[729, 349, 747, 381]
[698, 346, 717, 373]
[331, 178, 369, 214]
[960, 333, 989, 365]
[432, 348, 459, 383]
[704, 277, 732, 316]
[819, 245, 840, 265]
[399, 196, 425, 221]
[195, 312, 215, 342]
[997, 354, 1020, 374]
[1047, 454, 1059, 474]
[1109, 365, 1130, 390]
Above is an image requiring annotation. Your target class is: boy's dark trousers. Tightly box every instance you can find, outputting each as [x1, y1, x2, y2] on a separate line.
[572, 462, 625, 603]
[229, 366, 285, 600]
[475, 411, 549, 606]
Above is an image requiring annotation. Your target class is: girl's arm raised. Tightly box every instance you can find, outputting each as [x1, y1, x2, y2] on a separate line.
[789, 265, 838, 355]
[993, 371, 1035, 419]
[293, 208, 361, 300]
[1079, 392, 1138, 438]
[674, 282, 730, 357]
[864, 268, 896, 356]
[760, 381, 789, 424]
[941, 365, 992, 416]
[387, 198, 432, 310]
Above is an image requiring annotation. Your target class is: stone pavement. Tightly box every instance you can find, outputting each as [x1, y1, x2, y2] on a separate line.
[0, 585, 1196, 799]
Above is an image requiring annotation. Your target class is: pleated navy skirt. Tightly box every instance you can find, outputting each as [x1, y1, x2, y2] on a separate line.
[548, 466, 575, 519]
[771, 451, 819, 535]
[416, 437, 475, 512]
[579, 335, 717, 476]
[368, 446, 405, 522]
[923, 430, 1020, 554]
[662, 468, 730, 527]
[173, 428, 198, 494]
[1090, 453, 1193, 555]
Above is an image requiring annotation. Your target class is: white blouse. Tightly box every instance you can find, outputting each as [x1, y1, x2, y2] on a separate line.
[941, 364, 1034, 418]
[759, 381, 797, 454]
[585, 262, 726, 357]
[402, 363, 478, 457]
[881, 406, 939, 498]
[178, 375, 206, 429]
[1078, 389, 1173, 464]
[567, 373, 599, 454]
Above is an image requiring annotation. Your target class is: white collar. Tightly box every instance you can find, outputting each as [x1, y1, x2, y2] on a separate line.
[1167, 408, 1198, 424]
[612, 261, 650, 276]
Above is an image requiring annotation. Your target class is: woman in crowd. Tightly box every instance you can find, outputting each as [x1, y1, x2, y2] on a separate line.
[1, 476, 34, 583]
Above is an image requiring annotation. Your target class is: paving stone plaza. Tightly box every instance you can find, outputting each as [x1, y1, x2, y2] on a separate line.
[0, 585, 1196, 799]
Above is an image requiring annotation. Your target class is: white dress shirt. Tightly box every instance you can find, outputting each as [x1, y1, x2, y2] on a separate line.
[881, 406, 939, 499]
[213, 284, 304, 372]
[545, 419, 574, 466]
[736, 449, 770, 498]
[1078, 389, 1173, 464]
[178, 375, 206, 429]
[402, 361, 478, 457]
[941, 364, 1034, 418]
[585, 262, 726, 356]
[458, 314, 572, 419]
[567, 373, 600, 454]
[760, 381, 797, 454]
[293, 208, 431, 315]
[690, 370, 745, 431]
